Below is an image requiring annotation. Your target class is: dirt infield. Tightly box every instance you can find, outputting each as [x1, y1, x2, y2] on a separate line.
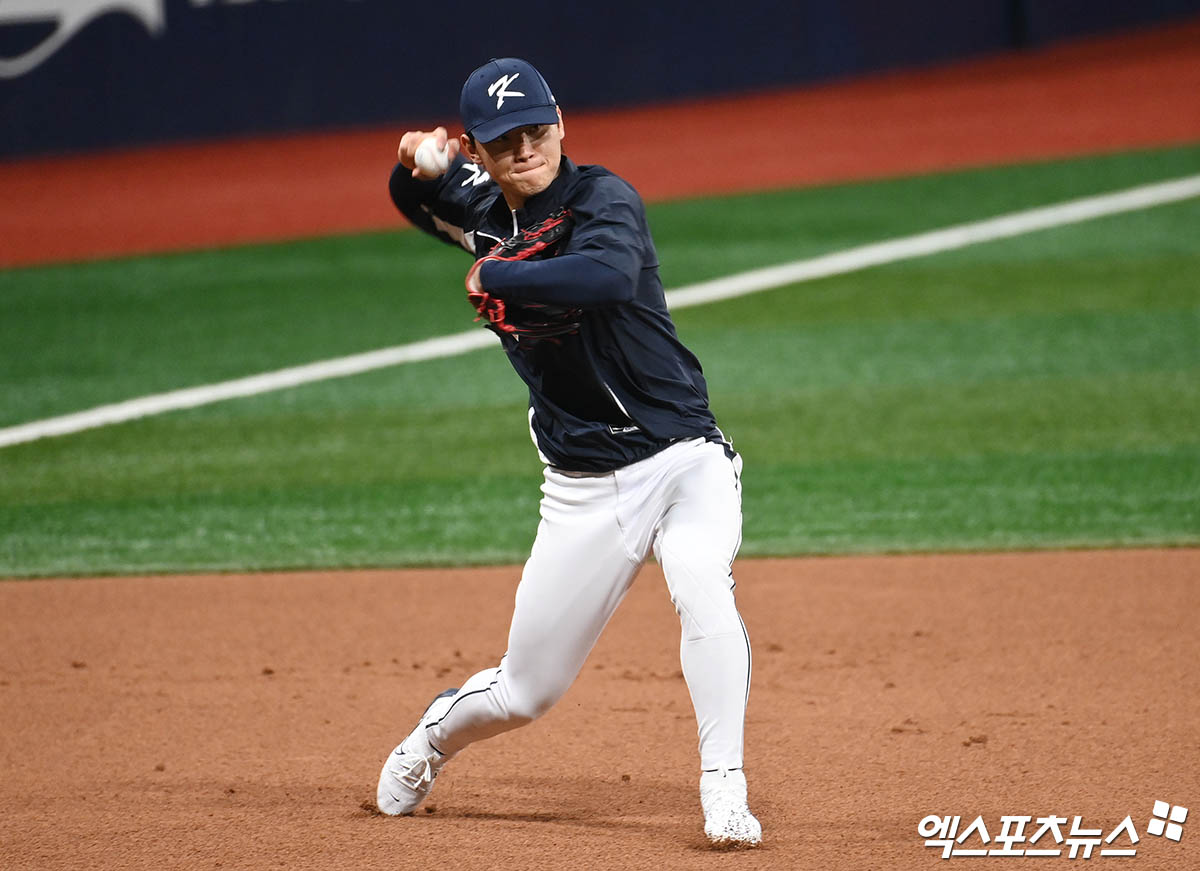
[1, 550, 1197, 869]
[2, 18, 1199, 267]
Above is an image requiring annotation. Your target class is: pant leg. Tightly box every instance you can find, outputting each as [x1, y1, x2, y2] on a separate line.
[653, 442, 751, 771]
[427, 469, 642, 756]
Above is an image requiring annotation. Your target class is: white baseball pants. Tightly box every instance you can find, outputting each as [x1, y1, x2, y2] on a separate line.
[425, 437, 751, 771]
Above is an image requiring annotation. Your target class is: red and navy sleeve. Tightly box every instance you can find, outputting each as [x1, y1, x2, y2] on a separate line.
[479, 173, 653, 307]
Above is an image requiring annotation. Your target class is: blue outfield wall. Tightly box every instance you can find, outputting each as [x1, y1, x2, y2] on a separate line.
[1, 0, 1198, 158]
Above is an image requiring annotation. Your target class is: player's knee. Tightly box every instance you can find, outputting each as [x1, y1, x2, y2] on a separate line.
[660, 546, 743, 640]
[504, 683, 560, 723]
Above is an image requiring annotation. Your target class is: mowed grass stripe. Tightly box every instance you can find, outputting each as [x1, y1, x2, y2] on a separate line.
[4, 145, 1197, 428]
[1, 146, 1197, 576]
[2, 171, 1198, 449]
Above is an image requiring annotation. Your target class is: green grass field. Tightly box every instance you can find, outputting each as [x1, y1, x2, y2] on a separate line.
[2, 145, 1198, 577]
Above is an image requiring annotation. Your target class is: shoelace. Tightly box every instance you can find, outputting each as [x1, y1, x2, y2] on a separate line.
[388, 751, 433, 791]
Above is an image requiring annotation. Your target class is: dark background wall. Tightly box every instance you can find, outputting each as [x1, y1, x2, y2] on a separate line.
[2, 0, 1198, 158]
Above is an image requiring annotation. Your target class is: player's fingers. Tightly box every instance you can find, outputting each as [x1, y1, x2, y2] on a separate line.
[432, 126, 449, 150]
[397, 130, 429, 167]
[445, 138, 461, 161]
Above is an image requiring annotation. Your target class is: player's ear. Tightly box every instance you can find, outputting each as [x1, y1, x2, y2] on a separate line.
[460, 133, 482, 164]
[555, 106, 565, 142]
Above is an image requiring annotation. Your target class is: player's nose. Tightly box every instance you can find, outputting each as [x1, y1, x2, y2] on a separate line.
[513, 133, 535, 159]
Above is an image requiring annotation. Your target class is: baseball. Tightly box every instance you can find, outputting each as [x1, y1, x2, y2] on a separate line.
[414, 136, 451, 175]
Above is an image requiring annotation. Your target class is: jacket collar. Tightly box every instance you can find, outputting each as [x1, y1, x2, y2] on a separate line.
[491, 156, 578, 229]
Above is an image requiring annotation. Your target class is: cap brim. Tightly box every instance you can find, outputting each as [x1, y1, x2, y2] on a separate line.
[470, 104, 559, 143]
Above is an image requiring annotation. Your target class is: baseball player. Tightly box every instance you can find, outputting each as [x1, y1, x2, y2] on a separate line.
[376, 57, 760, 848]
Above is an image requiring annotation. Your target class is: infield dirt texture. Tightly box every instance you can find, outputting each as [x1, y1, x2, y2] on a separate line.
[2, 21, 1199, 870]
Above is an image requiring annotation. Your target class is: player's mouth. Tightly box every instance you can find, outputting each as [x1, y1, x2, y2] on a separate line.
[510, 159, 546, 176]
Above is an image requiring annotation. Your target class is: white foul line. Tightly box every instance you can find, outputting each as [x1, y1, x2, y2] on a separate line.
[664, 173, 1200, 308]
[3, 172, 1198, 449]
[0, 331, 497, 448]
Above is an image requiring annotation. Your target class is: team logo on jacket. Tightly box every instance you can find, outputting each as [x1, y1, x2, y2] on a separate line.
[487, 73, 524, 109]
[459, 163, 491, 187]
[0, 0, 164, 79]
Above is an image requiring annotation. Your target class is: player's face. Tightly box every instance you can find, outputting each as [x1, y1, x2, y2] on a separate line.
[463, 113, 565, 209]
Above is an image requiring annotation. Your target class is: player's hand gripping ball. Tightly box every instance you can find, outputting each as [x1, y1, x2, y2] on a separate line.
[414, 136, 451, 176]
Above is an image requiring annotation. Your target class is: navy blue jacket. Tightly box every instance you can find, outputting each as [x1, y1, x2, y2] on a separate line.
[389, 154, 724, 472]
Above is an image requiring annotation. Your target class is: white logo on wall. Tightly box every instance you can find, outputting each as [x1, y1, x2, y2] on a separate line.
[0, 0, 164, 79]
[487, 73, 523, 109]
[0, 0, 290, 80]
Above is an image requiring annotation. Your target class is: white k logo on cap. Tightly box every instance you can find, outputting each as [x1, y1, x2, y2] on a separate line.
[487, 73, 524, 109]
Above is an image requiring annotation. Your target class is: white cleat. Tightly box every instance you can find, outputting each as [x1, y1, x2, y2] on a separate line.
[700, 768, 763, 848]
[376, 688, 458, 816]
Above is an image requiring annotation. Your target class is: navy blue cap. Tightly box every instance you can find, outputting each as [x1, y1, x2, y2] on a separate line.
[460, 58, 559, 143]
